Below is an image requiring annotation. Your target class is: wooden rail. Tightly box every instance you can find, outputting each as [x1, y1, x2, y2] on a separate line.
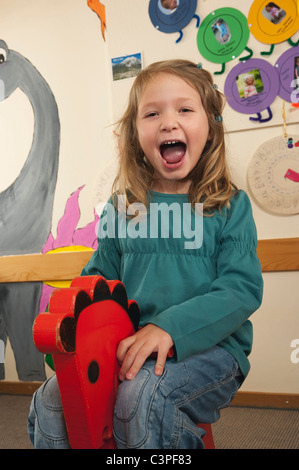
[0, 250, 92, 283]
[256, 238, 299, 272]
[0, 238, 298, 283]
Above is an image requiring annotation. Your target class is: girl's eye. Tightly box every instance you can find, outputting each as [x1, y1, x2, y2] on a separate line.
[145, 112, 158, 118]
[180, 108, 192, 113]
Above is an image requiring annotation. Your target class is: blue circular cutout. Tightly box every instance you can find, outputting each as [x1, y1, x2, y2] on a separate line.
[148, 0, 197, 34]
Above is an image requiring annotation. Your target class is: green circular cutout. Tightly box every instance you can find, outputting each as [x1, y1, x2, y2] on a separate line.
[197, 7, 249, 64]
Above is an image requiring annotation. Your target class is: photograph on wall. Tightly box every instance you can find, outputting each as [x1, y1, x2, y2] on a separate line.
[111, 53, 142, 81]
[211, 18, 231, 44]
[157, 0, 179, 15]
[262, 2, 286, 24]
[236, 69, 264, 99]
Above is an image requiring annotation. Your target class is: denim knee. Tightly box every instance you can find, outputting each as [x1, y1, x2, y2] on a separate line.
[27, 375, 71, 449]
[113, 359, 199, 449]
[113, 348, 243, 449]
[113, 363, 159, 448]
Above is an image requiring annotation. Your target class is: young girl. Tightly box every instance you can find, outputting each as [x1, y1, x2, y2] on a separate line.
[244, 74, 258, 98]
[28, 59, 263, 449]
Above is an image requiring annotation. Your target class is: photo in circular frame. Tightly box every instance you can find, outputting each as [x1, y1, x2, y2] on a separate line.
[148, 0, 197, 34]
[224, 58, 279, 114]
[197, 7, 249, 64]
[275, 46, 299, 103]
[248, 135, 299, 215]
[248, 0, 299, 45]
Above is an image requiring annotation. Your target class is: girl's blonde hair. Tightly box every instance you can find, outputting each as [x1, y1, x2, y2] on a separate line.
[112, 59, 237, 214]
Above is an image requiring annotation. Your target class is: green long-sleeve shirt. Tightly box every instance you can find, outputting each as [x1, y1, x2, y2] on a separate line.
[81, 190, 263, 377]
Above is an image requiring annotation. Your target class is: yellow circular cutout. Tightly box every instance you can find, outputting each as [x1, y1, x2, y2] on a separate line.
[248, 0, 299, 44]
[44, 245, 94, 288]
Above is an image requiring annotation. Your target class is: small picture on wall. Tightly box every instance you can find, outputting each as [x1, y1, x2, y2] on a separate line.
[111, 53, 142, 81]
[236, 69, 264, 99]
[157, 0, 179, 15]
[211, 18, 231, 44]
[262, 2, 286, 25]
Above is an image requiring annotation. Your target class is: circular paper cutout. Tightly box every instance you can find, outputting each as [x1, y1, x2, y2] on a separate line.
[197, 7, 249, 64]
[248, 0, 299, 44]
[224, 58, 279, 114]
[275, 46, 299, 103]
[248, 135, 299, 215]
[148, 0, 197, 34]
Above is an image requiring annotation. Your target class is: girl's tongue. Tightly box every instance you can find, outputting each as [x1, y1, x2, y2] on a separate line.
[160, 141, 186, 164]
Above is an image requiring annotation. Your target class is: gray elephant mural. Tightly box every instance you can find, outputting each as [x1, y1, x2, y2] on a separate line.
[0, 40, 60, 381]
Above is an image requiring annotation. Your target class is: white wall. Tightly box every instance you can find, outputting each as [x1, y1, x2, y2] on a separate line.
[1, 0, 298, 393]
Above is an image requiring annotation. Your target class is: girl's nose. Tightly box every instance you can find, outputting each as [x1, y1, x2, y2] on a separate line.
[160, 112, 178, 132]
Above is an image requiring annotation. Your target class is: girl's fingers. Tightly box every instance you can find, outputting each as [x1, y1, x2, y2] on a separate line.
[116, 335, 136, 364]
[154, 346, 169, 376]
[123, 348, 148, 381]
[117, 334, 147, 381]
[154, 361, 165, 376]
[116, 325, 174, 381]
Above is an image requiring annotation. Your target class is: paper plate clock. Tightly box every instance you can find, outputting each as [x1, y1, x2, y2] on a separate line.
[224, 58, 279, 122]
[248, 0, 299, 45]
[248, 135, 299, 215]
[275, 46, 299, 103]
[148, 0, 198, 42]
[197, 7, 251, 74]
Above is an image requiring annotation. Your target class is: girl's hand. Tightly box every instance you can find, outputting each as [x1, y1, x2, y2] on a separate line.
[116, 324, 174, 381]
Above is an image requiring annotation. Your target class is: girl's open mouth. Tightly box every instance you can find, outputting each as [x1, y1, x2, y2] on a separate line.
[159, 141, 186, 168]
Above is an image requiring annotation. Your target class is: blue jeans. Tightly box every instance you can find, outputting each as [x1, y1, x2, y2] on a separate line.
[28, 346, 243, 449]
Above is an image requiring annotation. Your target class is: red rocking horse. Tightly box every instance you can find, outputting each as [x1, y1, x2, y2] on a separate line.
[33, 275, 214, 449]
